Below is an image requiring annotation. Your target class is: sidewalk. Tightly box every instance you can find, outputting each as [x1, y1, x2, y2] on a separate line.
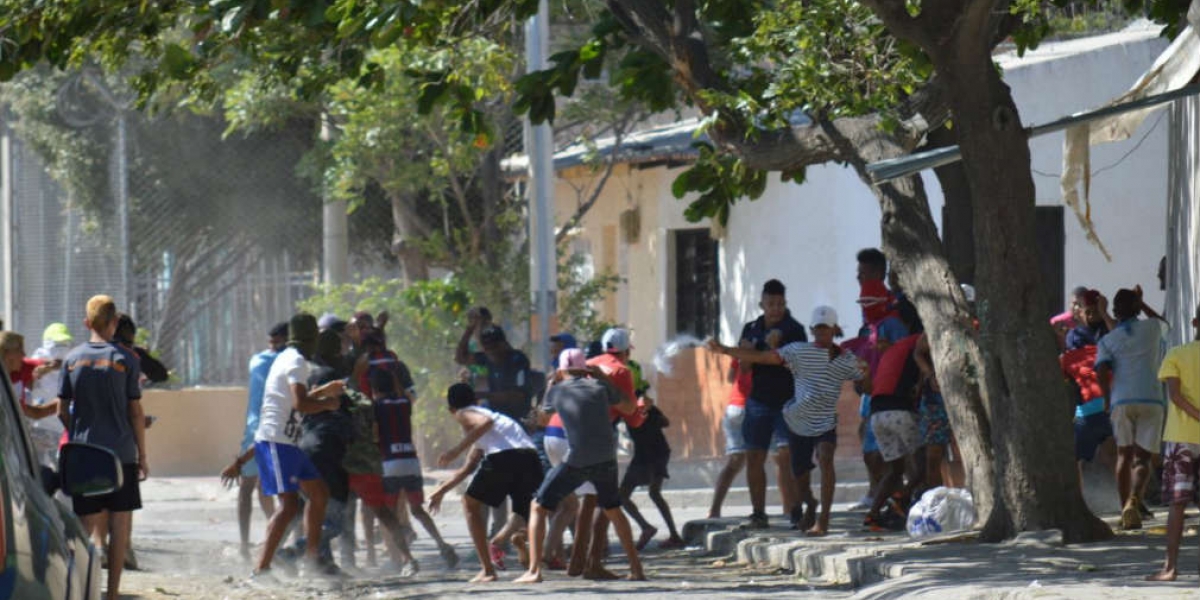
[683, 509, 1200, 599]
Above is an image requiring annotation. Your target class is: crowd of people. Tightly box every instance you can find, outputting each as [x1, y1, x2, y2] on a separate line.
[7, 244, 1200, 596]
[214, 306, 678, 585]
[704, 248, 965, 536]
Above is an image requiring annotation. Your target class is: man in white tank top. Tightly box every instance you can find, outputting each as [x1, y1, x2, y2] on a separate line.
[429, 384, 543, 583]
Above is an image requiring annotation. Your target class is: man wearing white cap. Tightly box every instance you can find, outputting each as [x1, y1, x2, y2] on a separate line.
[709, 306, 868, 536]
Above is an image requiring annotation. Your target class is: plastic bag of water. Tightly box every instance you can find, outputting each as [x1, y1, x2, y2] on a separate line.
[906, 487, 976, 538]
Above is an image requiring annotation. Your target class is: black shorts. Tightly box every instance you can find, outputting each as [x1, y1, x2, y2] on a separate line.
[537, 459, 621, 511]
[621, 455, 670, 489]
[1075, 412, 1113, 462]
[787, 428, 838, 477]
[465, 449, 543, 522]
[73, 463, 142, 516]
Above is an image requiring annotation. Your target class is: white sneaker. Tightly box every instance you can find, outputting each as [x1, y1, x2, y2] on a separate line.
[400, 559, 419, 578]
[848, 495, 873, 511]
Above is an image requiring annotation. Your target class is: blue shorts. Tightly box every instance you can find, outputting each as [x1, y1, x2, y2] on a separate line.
[255, 441, 322, 497]
[860, 395, 880, 454]
[742, 398, 791, 452]
[1074, 412, 1113, 462]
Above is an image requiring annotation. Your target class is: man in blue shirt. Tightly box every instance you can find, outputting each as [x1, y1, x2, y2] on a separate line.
[1096, 286, 1169, 530]
[232, 322, 287, 559]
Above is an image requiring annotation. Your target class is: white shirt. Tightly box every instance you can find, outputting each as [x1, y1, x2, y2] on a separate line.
[255, 347, 311, 446]
[777, 342, 863, 437]
[461, 406, 535, 455]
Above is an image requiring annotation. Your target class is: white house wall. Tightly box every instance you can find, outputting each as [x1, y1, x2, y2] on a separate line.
[552, 25, 1173, 379]
[1000, 25, 1170, 311]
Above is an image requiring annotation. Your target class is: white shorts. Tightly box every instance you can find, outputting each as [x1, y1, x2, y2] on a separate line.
[1111, 403, 1165, 453]
[870, 410, 921, 463]
[543, 436, 596, 496]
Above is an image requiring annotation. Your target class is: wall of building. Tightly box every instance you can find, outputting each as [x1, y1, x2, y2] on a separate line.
[1001, 25, 1170, 313]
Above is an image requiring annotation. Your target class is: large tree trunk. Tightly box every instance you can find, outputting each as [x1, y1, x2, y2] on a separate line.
[389, 192, 431, 284]
[816, 118, 997, 523]
[937, 51, 1111, 544]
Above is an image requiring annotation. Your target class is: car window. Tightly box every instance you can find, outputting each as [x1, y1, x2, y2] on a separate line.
[0, 372, 39, 477]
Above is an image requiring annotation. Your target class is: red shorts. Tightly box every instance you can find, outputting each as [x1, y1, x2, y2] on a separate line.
[348, 474, 399, 508]
[1162, 442, 1200, 505]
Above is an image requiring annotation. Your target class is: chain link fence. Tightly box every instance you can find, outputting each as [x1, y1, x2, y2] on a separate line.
[2, 72, 398, 386]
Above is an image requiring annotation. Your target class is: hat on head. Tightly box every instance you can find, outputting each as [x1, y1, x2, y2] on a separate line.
[550, 332, 578, 349]
[601, 328, 632, 353]
[557, 348, 587, 370]
[810, 305, 839, 328]
[480, 325, 506, 345]
[318, 312, 343, 330]
[42, 323, 73, 345]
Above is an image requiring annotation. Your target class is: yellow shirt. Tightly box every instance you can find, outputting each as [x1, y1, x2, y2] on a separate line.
[1159, 341, 1200, 444]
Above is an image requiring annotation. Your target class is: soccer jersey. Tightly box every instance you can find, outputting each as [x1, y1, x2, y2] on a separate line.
[255, 347, 311, 446]
[374, 395, 417, 461]
[59, 342, 142, 463]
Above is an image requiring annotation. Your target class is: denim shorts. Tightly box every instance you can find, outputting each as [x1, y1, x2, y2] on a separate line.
[742, 398, 791, 452]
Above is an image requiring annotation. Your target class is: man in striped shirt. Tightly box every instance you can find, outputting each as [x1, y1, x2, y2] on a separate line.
[709, 306, 868, 536]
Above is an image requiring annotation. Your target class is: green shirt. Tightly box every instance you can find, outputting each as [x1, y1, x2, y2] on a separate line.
[342, 389, 383, 475]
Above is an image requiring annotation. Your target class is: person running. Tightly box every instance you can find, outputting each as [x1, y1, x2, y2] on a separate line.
[515, 354, 646, 584]
[738, 279, 807, 529]
[369, 369, 458, 569]
[342, 370, 419, 576]
[619, 391, 684, 550]
[428, 384, 543, 583]
[247, 313, 345, 579]
[1097, 286, 1169, 530]
[57, 295, 147, 600]
[229, 322, 286, 560]
[1147, 303, 1200, 582]
[711, 306, 868, 536]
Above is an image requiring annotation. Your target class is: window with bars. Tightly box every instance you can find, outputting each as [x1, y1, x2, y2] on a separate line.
[674, 229, 720, 339]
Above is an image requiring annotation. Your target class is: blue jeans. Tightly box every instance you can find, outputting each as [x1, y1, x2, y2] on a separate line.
[742, 398, 791, 452]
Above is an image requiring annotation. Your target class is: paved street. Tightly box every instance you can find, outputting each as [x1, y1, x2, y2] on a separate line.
[115, 477, 850, 599]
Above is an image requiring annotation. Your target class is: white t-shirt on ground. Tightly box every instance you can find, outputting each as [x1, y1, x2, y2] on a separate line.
[255, 346, 311, 446]
[460, 405, 535, 455]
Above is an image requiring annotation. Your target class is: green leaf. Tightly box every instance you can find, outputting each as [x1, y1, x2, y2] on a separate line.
[162, 43, 196, 79]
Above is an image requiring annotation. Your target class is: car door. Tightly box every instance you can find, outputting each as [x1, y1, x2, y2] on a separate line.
[0, 371, 88, 599]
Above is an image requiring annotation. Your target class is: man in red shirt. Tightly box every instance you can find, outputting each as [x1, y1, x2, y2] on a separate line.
[1, 331, 56, 421]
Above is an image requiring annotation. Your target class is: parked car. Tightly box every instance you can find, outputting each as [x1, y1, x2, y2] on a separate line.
[0, 370, 110, 599]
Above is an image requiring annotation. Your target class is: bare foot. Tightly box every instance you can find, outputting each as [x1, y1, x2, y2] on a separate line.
[583, 567, 620, 580]
[627, 570, 648, 581]
[470, 571, 498, 583]
[1145, 568, 1177, 582]
[513, 570, 543, 584]
[805, 525, 828, 537]
[800, 500, 818, 531]
[636, 526, 658, 552]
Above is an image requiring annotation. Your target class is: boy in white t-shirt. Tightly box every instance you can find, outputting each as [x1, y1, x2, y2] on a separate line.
[428, 384, 543, 583]
[246, 313, 344, 578]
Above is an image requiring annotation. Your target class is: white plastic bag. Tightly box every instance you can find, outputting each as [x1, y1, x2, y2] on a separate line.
[906, 486, 976, 538]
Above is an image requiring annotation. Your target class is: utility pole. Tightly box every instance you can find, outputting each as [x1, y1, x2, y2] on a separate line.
[0, 116, 13, 328]
[525, 0, 557, 370]
[321, 115, 349, 286]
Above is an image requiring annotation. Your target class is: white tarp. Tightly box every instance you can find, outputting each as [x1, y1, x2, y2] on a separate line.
[1061, 0, 1200, 260]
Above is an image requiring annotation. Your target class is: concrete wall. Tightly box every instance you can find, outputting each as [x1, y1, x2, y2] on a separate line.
[141, 388, 247, 477]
